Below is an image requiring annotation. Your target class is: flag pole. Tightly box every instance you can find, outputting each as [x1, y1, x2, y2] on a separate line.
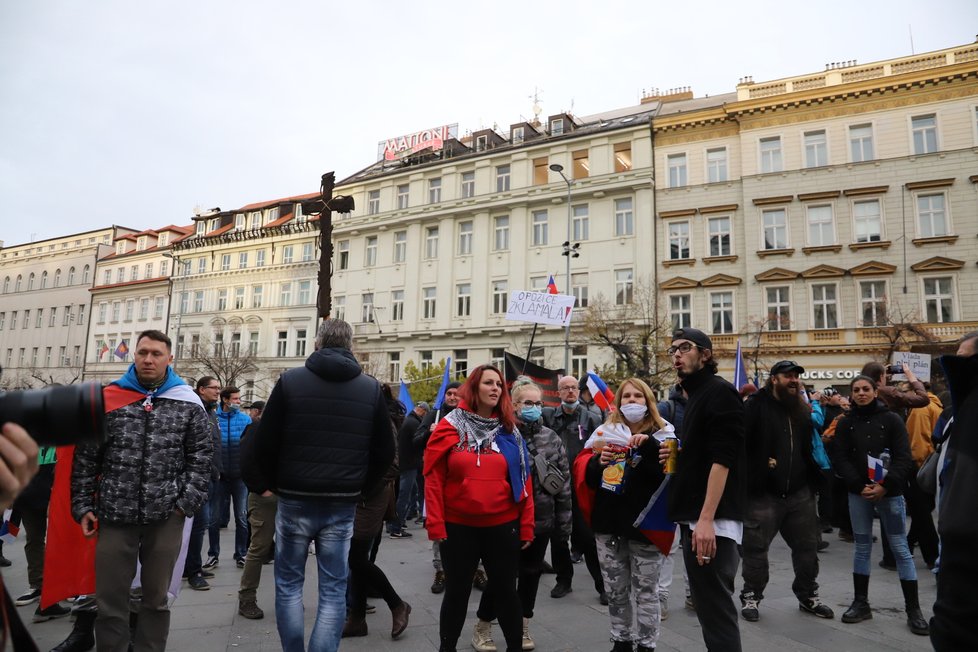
[522, 323, 539, 376]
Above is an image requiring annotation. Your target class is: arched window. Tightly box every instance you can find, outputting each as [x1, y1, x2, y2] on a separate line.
[2, 276, 9, 293]
[15, 275, 22, 292]
[82, 265, 90, 284]
[54, 269, 62, 287]
[68, 267, 76, 285]
[40, 271, 48, 288]
[27, 273, 35, 290]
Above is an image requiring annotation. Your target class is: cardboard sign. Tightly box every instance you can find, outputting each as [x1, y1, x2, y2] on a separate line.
[505, 290, 575, 327]
[890, 351, 931, 383]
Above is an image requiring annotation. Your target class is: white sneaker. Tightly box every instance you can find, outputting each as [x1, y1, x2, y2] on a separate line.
[660, 595, 669, 621]
[521, 616, 535, 651]
[471, 619, 497, 652]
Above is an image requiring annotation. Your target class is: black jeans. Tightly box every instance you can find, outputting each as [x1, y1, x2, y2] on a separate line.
[741, 486, 820, 602]
[905, 473, 939, 565]
[681, 524, 742, 652]
[440, 521, 523, 652]
[478, 534, 550, 620]
[562, 496, 605, 593]
[348, 536, 402, 618]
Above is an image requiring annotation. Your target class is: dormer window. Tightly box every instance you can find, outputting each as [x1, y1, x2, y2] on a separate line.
[207, 217, 219, 232]
[476, 135, 488, 151]
[512, 127, 524, 145]
[115, 241, 127, 255]
[195, 221, 206, 236]
[136, 236, 148, 251]
[550, 118, 564, 135]
[158, 232, 169, 247]
[234, 214, 245, 230]
[265, 207, 280, 225]
[294, 203, 306, 223]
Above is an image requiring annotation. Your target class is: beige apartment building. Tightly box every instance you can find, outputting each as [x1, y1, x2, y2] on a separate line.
[0, 227, 133, 388]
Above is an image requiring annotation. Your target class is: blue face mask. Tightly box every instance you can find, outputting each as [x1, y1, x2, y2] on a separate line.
[520, 406, 542, 423]
[562, 400, 580, 411]
[229, 404, 240, 412]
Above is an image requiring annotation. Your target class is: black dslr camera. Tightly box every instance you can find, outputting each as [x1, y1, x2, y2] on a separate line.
[0, 381, 105, 447]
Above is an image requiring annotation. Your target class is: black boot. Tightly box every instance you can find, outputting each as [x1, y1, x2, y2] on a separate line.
[900, 579, 929, 635]
[50, 610, 96, 652]
[841, 573, 872, 623]
[611, 641, 634, 652]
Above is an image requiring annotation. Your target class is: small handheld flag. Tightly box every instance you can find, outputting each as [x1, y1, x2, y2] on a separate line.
[585, 371, 616, 413]
[734, 340, 748, 391]
[547, 275, 559, 295]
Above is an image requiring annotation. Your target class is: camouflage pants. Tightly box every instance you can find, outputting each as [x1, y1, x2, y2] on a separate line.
[595, 533, 663, 648]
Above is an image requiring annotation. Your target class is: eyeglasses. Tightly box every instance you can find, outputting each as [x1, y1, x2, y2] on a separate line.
[667, 342, 699, 356]
[519, 400, 544, 407]
[557, 386, 578, 392]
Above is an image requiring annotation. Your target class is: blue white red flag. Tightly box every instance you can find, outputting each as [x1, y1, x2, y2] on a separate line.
[585, 371, 616, 413]
[0, 510, 20, 544]
[633, 475, 676, 554]
[734, 339, 749, 391]
[547, 275, 559, 295]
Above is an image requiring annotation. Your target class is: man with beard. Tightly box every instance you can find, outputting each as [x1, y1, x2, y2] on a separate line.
[662, 328, 746, 652]
[739, 361, 834, 622]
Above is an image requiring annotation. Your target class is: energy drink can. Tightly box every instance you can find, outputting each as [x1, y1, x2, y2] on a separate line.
[664, 435, 679, 474]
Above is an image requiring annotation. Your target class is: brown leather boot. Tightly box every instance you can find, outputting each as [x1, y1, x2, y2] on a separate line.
[341, 615, 368, 638]
[391, 600, 412, 638]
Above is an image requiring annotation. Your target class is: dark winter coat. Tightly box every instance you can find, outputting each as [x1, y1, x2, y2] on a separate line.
[413, 403, 457, 452]
[656, 386, 687, 436]
[216, 405, 252, 478]
[542, 404, 602, 466]
[71, 397, 213, 524]
[397, 411, 424, 471]
[254, 346, 395, 502]
[829, 399, 913, 497]
[743, 387, 821, 497]
[667, 366, 746, 523]
[521, 420, 572, 540]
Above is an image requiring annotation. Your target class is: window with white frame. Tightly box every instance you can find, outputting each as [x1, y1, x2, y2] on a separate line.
[298, 280, 311, 305]
[98, 302, 107, 324]
[571, 273, 588, 308]
[422, 287, 437, 319]
[569, 345, 587, 378]
[615, 269, 633, 305]
[248, 212, 261, 229]
[420, 350, 433, 372]
[361, 293, 373, 323]
[456, 283, 471, 317]
[667, 153, 687, 187]
[337, 241, 349, 269]
[911, 114, 938, 154]
[282, 246, 294, 264]
[923, 277, 954, 323]
[428, 178, 442, 203]
[302, 242, 313, 262]
[248, 332, 259, 355]
[391, 231, 406, 263]
[280, 282, 291, 307]
[512, 126, 524, 144]
[158, 232, 169, 247]
[389, 351, 400, 381]
[425, 226, 439, 259]
[217, 289, 228, 311]
[22, 309, 29, 329]
[178, 293, 188, 314]
[492, 280, 508, 314]
[859, 280, 887, 326]
[124, 300, 133, 322]
[333, 295, 345, 321]
[367, 190, 380, 215]
[668, 220, 691, 260]
[454, 349, 469, 378]
[265, 207, 280, 225]
[849, 123, 874, 162]
[27, 273, 34, 290]
[234, 214, 245, 231]
[550, 118, 564, 135]
[811, 284, 839, 329]
[116, 268, 125, 283]
[494, 215, 510, 251]
[78, 304, 86, 325]
[276, 331, 288, 357]
[238, 251, 248, 269]
[532, 210, 548, 246]
[614, 198, 634, 236]
[295, 329, 307, 357]
[231, 286, 244, 310]
[916, 192, 948, 237]
[197, 257, 207, 274]
[766, 286, 791, 331]
[708, 216, 732, 256]
[496, 165, 511, 192]
[40, 271, 48, 288]
[759, 136, 783, 173]
[706, 147, 728, 183]
[530, 276, 547, 292]
[391, 290, 404, 321]
[804, 130, 828, 167]
[139, 298, 149, 320]
[365, 236, 377, 267]
[457, 221, 472, 255]
[396, 184, 409, 210]
[144, 262, 153, 278]
[670, 294, 691, 331]
[806, 204, 835, 246]
[154, 296, 165, 319]
[710, 292, 734, 334]
[159, 260, 169, 277]
[251, 285, 263, 308]
[853, 199, 883, 242]
[35, 308, 43, 328]
[475, 135, 488, 151]
[762, 208, 788, 250]
[102, 269, 111, 285]
[116, 241, 127, 255]
[572, 204, 589, 240]
[461, 171, 475, 198]
[129, 265, 137, 281]
[229, 332, 241, 356]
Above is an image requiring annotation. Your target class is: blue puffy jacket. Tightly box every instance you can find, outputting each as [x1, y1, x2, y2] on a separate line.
[216, 405, 252, 477]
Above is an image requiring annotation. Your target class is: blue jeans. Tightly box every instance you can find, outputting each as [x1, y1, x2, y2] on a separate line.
[848, 493, 916, 580]
[274, 498, 356, 652]
[208, 475, 249, 560]
[390, 468, 418, 532]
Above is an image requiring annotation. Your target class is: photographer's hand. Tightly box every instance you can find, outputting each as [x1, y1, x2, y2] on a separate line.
[0, 422, 39, 511]
[80, 511, 98, 538]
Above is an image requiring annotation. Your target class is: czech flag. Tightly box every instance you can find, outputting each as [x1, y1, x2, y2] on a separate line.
[867, 454, 887, 483]
[114, 339, 129, 360]
[0, 510, 20, 544]
[585, 370, 616, 413]
[632, 475, 676, 554]
[99, 341, 110, 361]
[733, 339, 749, 391]
[547, 275, 559, 295]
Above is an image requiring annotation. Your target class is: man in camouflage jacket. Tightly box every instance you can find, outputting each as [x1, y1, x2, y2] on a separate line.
[71, 330, 212, 652]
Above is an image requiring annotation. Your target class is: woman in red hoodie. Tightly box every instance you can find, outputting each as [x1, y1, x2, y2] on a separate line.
[424, 364, 535, 652]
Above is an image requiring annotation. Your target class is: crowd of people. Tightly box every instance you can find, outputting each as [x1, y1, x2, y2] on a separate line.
[0, 321, 974, 652]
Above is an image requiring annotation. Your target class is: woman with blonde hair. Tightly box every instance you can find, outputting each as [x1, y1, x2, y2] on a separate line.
[583, 378, 674, 652]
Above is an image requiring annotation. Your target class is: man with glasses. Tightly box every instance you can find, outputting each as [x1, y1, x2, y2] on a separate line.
[662, 328, 746, 652]
[183, 377, 222, 590]
[543, 376, 606, 603]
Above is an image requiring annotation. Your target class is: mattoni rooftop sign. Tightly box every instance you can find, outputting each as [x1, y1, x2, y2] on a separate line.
[377, 124, 458, 161]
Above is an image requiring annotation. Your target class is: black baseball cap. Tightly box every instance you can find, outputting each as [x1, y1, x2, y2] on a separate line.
[671, 328, 712, 351]
[770, 360, 805, 375]
[249, 400, 266, 411]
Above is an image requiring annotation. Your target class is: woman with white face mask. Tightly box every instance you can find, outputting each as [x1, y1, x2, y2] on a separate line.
[583, 378, 674, 652]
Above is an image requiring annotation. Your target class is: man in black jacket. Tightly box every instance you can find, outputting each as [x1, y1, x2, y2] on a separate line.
[663, 328, 746, 652]
[254, 319, 395, 652]
[389, 401, 428, 538]
[740, 360, 833, 622]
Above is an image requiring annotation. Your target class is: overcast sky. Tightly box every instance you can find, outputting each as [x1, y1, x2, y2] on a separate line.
[1, 1, 974, 246]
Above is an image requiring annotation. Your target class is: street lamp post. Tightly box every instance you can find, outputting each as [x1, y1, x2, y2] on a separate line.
[550, 163, 579, 374]
[162, 251, 186, 371]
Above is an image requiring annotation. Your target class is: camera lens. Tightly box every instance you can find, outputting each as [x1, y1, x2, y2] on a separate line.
[0, 382, 105, 447]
